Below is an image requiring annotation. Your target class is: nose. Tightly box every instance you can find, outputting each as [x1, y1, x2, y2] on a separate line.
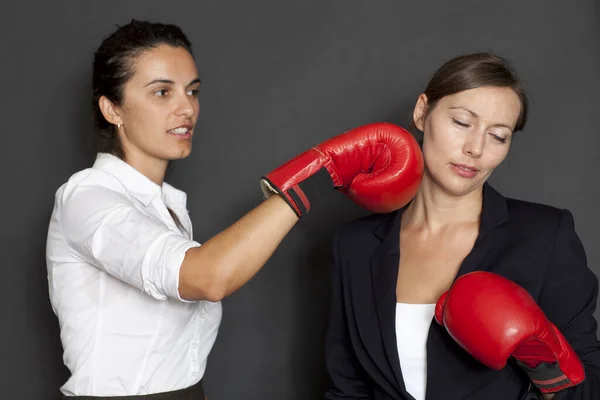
[462, 129, 484, 158]
[175, 92, 196, 118]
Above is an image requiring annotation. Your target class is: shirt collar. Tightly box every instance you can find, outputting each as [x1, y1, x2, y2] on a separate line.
[92, 153, 188, 209]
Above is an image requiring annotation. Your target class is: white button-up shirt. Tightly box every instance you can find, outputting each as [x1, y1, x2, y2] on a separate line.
[46, 153, 222, 396]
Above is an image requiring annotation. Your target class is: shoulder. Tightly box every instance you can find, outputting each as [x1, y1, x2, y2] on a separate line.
[505, 196, 571, 230]
[334, 211, 393, 239]
[502, 196, 581, 251]
[485, 184, 576, 233]
[53, 167, 133, 213]
[331, 211, 398, 263]
[506, 197, 562, 219]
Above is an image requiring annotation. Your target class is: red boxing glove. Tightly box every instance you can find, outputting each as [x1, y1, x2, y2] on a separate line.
[435, 271, 585, 394]
[260, 122, 423, 218]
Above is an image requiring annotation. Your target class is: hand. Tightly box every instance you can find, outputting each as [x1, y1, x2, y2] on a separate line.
[435, 271, 585, 394]
[260, 122, 423, 218]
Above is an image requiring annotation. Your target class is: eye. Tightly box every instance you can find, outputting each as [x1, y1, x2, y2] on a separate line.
[452, 118, 471, 128]
[187, 88, 200, 97]
[154, 89, 168, 97]
[489, 133, 507, 143]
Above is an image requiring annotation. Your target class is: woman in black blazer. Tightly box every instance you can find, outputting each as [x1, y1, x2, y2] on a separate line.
[323, 52, 600, 400]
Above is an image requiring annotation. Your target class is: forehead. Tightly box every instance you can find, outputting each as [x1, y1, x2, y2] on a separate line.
[129, 44, 198, 83]
[439, 86, 521, 126]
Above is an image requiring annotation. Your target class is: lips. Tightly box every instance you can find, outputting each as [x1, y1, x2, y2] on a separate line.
[452, 163, 479, 172]
[167, 123, 193, 135]
[450, 163, 479, 178]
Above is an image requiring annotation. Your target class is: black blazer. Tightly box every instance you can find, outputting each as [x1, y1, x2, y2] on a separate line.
[324, 184, 600, 400]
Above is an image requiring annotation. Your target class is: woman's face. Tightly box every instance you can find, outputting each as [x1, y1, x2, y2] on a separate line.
[413, 86, 521, 197]
[103, 44, 201, 164]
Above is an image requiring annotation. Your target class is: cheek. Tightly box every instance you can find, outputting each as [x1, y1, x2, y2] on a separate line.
[192, 99, 200, 118]
[483, 146, 510, 169]
[121, 97, 148, 122]
[129, 102, 166, 127]
[422, 141, 448, 172]
[423, 129, 461, 162]
[425, 115, 461, 146]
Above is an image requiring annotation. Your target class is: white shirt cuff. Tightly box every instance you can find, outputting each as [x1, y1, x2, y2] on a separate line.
[142, 232, 201, 302]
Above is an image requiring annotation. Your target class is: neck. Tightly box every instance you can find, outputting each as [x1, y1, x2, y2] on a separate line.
[402, 171, 483, 233]
[123, 151, 168, 187]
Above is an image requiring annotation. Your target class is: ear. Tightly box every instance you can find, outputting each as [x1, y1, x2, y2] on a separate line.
[412, 93, 429, 132]
[98, 96, 122, 127]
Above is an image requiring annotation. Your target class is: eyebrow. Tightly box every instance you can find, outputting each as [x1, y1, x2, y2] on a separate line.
[449, 106, 514, 130]
[144, 77, 201, 87]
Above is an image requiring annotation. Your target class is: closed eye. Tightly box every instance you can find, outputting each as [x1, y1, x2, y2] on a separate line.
[489, 133, 507, 143]
[452, 118, 471, 128]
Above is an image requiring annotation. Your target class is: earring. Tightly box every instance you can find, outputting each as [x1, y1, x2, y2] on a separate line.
[117, 123, 121, 129]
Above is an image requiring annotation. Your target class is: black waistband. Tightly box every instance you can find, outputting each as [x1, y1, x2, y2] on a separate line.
[60, 379, 205, 400]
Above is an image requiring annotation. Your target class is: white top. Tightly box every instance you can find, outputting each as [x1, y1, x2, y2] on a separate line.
[395, 303, 436, 400]
[46, 153, 222, 396]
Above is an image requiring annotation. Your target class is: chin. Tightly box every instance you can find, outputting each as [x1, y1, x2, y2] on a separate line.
[442, 179, 485, 198]
[429, 171, 484, 198]
[423, 165, 486, 197]
[169, 152, 192, 161]
[165, 145, 193, 160]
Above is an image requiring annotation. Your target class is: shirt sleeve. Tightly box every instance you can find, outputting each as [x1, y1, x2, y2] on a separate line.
[538, 209, 600, 399]
[57, 184, 200, 302]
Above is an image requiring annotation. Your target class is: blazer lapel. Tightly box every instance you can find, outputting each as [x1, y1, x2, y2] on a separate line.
[453, 183, 510, 279]
[370, 210, 407, 397]
[425, 183, 511, 399]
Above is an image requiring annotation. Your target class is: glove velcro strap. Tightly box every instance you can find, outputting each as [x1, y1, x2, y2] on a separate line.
[261, 167, 335, 218]
[517, 360, 572, 392]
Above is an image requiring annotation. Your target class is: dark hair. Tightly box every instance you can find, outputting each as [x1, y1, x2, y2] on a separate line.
[418, 52, 528, 133]
[92, 19, 194, 158]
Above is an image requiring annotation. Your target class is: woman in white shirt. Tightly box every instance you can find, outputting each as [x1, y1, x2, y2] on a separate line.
[46, 19, 424, 399]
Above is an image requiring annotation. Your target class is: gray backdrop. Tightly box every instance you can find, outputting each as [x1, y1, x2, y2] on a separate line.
[2, 1, 599, 399]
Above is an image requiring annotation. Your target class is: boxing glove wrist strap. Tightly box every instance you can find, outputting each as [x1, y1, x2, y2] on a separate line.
[260, 167, 335, 218]
[516, 360, 573, 393]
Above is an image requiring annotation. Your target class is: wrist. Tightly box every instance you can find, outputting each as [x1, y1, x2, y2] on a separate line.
[260, 166, 335, 218]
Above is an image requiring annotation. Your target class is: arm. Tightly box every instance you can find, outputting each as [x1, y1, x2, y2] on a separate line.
[178, 195, 298, 301]
[61, 123, 421, 303]
[59, 184, 298, 302]
[181, 122, 422, 301]
[324, 232, 373, 399]
[537, 209, 600, 399]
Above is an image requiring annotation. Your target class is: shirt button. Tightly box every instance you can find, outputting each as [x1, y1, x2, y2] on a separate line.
[192, 343, 197, 349]
[200, 312, 205, 319]
[192, 372, 197, 378]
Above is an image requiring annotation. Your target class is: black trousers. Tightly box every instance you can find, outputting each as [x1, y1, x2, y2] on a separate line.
[59, 379, 205, 400]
